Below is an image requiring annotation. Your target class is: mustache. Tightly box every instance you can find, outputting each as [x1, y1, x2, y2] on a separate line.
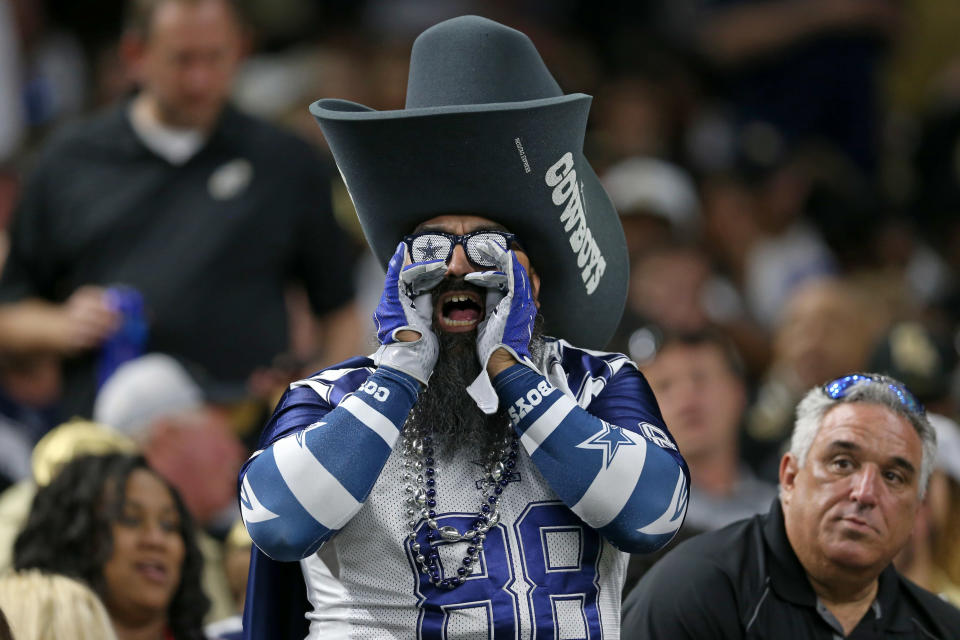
[429, 276, 484, 298]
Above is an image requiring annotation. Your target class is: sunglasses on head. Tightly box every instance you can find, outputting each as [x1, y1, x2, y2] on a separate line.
[821, 373, 924, 415]
[402, 230, 520, 268]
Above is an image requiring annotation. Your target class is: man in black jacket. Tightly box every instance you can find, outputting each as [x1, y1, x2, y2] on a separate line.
[0, 0, 360, 419]
[622, 373, 960, 639]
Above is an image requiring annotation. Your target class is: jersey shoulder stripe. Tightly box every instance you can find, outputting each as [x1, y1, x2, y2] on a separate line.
[258, 357, 375, 447]
[540, 337, 636, 406]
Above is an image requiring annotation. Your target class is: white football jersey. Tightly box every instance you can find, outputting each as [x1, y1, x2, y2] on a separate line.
[302, 443, 627, 639]
[241, 338, 687, 639]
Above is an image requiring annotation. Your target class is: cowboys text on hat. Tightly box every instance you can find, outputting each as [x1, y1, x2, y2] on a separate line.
[546, 153, 607, 295]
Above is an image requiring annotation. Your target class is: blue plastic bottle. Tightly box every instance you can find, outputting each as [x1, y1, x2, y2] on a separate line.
[97, 286, 149, 389]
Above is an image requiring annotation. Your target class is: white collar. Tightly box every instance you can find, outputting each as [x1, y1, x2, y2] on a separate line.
[128, 96, 207, 165]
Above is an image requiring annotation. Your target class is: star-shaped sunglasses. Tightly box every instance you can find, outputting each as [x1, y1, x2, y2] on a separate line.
[402, 230, 521, 268]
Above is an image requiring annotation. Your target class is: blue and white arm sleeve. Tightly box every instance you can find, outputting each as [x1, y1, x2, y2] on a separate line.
[494, 364, 689, 553]
[240, 366, 419, 561]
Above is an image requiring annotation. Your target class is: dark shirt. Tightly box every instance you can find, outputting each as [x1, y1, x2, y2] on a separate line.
[698, 0, 886, 175]
[0, 101, 355, 416]
[622, 499, 960, 639]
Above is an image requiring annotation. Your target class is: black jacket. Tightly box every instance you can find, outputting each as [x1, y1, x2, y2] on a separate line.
[622, 500, 960, 639]
[0, 101, 354, 416]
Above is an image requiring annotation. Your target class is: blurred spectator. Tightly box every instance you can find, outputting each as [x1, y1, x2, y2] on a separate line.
[0, 352, 62, 444]
[203, 520, 251, 640]
[0, 413, 235, 625]
[774, 278, 889, 392]
[94, 353, 245, 534]
[645, 331, 776, 527]
[601, 156, 765, 368]
[629, 246, 743, 336]
[701, 151, 838, 329]
[698, 170, 761, 276]
[743, 213, 836, 330]
[896, 414, 960, 607]
[593, 73, 676, 161]
[0, 0, 89, 154]
[8, 0, 90, 135]
[626, 330, 775, 590]
[0, 0, 362, 420]
[0, 0, 25, 163]
[0, 168, 17, 269]
[361, 0, 482, 41]
[0, 607, 9, 640]
[602, 156, 706, 351]
[864, 215, 952, 304]
[608, 237, 771, 376]
[0, 379, 38, 492]
[884, 0, 960, 117]
[14, 453, 208, 640]
[93, 353, 243, 621]
[223, 520, 252, 610]
[602, 155, 700, 259]
[0, 569, 117, 640]
[747, 277, 889, 479]
[869, 320, 959, 416]
[694, 0, 900, 174]
[909, 57, 960, 326]
[0, 419, 136, 574]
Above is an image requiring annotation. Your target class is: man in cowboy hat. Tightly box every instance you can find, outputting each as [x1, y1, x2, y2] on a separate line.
[238, 15, 689, 639]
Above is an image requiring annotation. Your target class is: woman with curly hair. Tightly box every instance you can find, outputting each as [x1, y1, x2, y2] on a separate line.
[12, 453, 209, 640]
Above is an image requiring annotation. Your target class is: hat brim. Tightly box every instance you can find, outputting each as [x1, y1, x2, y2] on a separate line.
[311, 95, 628, 349]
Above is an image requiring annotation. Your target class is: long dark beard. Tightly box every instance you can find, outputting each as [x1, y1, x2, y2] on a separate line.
[406, 278, 546, 459]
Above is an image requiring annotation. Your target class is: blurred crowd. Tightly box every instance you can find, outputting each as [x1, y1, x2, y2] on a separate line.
[0, 0, 959, 638]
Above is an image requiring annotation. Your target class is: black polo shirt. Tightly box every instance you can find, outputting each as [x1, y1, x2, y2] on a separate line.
[621, 500, 960, 639]
[0, 101, 355, 416]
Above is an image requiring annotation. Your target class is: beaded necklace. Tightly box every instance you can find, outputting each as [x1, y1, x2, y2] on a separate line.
[402, 427, 519, 590]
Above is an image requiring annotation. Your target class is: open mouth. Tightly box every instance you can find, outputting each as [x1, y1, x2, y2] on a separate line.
[135, 561, 170, 584]
[437, 290, 484, 332]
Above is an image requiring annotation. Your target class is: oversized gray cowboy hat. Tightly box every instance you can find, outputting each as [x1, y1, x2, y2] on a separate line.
[310, 15, 628, 349]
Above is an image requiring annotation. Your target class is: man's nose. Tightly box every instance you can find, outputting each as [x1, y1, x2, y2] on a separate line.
[445, 243, 475, 277]
[184, 61, 216, 94]
[850, 465, 880, 507]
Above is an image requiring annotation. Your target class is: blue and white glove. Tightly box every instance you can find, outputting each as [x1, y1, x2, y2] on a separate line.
[464, 240, 539, 413]
[372, 243, 446, 385]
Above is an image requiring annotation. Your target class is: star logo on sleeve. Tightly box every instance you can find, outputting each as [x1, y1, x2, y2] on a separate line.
[576, 421, 636, 468]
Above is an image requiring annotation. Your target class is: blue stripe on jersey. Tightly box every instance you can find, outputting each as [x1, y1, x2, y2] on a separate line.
[241, 446, 333, 561]
[555, 341, 631, 399]
[258, 387, 343, 443]
[240, 365, 420, 561]
[498, 367, 632, 513]
[577, 358, 668, 436]
[495, 365, 568, 436]
[297, 409, 391, 502]
[258, 357, 376, 447]
[493, 363, 690, 554]
[529, 420, 610, 507]
[598, 454, 689, 552]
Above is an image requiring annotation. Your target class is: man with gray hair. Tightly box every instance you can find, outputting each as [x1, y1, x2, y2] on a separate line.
[622, 373, 960, 639]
